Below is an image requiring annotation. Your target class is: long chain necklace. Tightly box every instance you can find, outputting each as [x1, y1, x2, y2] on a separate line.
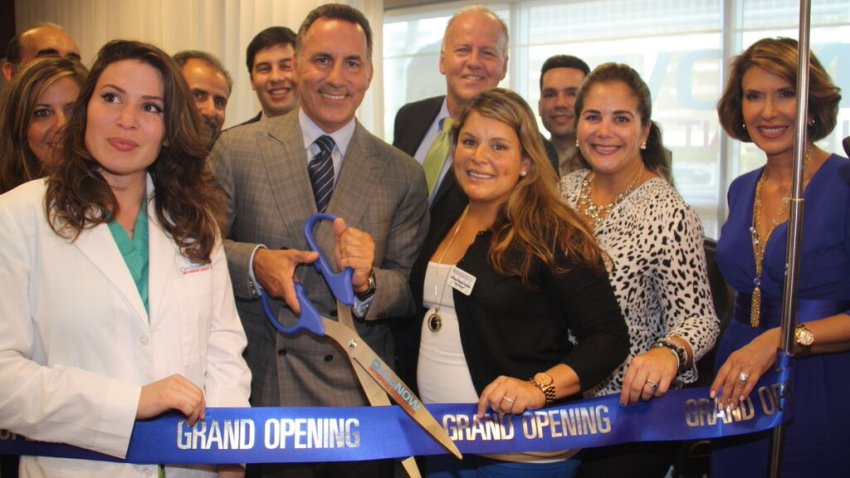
[578, 167, 643, 228]
[427, 206, 469, 332]
[749, 146, 812, 327]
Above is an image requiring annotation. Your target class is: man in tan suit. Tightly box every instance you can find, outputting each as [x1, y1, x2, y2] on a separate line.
[209, 4, 427, 477]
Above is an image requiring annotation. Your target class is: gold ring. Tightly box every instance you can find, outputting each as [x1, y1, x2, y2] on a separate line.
[502, 396, 515, 404]
[646, 379, 658, 391]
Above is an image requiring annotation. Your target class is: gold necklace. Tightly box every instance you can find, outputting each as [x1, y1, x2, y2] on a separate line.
[749, 146, 812, 327]
[427, 206, 469, 332]
[578, 167, 643, 228]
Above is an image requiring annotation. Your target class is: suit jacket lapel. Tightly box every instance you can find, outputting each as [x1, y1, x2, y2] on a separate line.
[74, 222, 149, 326]
[321, 121, 384, 258]
[262, 113, 316, 245]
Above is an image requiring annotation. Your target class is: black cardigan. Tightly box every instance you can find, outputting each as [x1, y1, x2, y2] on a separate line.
[398, 207, 629, 396]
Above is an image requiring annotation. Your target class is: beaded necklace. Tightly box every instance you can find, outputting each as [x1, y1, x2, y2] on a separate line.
[749, 146, 812, 327]
[578, 168, 643, 229]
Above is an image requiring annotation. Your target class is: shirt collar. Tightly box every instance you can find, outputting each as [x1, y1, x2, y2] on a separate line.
[299, 108, 356, 157]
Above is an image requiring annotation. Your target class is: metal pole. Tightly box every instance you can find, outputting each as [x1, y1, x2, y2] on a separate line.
[768, 0, 811, 475]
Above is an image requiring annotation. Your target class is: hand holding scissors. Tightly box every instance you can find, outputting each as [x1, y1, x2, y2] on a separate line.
[260, 214, 462, 476]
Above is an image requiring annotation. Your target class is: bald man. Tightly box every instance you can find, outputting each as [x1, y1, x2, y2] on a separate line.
[2, 23, 80, 81]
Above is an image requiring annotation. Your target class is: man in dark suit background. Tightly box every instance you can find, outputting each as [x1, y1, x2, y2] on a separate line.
[392, 6, 508, 213]
[538, 54, 591, 177]
[238, 26, 298, 125]
[210, 4, 428, 477]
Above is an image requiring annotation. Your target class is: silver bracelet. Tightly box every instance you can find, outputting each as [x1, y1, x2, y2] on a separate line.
[652, 339, 687, 374]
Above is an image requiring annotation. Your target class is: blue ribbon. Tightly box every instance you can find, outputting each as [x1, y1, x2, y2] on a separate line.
[0, 354, 793, 464]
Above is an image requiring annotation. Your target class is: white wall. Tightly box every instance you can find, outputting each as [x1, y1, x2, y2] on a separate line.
[14, 0, 385, 135]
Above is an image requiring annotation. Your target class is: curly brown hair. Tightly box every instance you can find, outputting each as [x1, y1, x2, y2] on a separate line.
[46, 40, 224, 263]
[717, 37, 841, 142]
[451, 88, 603, 283]
[0, 57, 87, 193]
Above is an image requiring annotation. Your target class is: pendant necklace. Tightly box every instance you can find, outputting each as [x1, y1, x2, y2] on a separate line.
[427, 205, 469, 332]
[749, 146, 812, 327]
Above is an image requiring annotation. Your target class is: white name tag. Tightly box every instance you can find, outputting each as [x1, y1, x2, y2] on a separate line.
[448, 267, 476, 296]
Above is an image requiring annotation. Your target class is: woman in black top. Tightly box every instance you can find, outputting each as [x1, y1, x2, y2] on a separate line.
[410, 88, 629, 477]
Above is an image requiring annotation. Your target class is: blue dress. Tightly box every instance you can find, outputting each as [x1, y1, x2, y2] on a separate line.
[713, 154, 850, 477]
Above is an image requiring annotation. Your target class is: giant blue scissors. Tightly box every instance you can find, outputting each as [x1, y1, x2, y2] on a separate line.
[260, 214, 462, 476]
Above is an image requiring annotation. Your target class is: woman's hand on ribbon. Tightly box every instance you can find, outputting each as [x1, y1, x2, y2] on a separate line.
[137, 374, 206, 425]
[477, 376, 545, 418]
[710, 328, 779, 409]
[620, 347, 678, 405]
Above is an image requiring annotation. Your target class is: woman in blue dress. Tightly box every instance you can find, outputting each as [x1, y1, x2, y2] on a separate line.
[710, 37, 850, 477]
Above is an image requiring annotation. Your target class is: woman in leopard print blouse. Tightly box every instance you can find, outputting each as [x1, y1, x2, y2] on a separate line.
[560, 63, 720, 478]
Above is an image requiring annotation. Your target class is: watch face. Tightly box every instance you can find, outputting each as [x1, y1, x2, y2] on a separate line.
[796, 326, 814, 346]
[534, 373, 554, 387]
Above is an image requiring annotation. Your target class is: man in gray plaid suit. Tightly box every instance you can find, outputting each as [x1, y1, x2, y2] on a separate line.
[209, 4, 428, 477]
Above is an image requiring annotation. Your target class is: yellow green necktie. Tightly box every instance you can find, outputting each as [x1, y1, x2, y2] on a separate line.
[422, 118, 454, 196]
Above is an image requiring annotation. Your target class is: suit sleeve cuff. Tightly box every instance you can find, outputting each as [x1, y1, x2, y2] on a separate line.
[247, 244, 267, 298]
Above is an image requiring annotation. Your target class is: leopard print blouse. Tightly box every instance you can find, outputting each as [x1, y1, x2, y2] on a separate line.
[561, 170, 720, 397]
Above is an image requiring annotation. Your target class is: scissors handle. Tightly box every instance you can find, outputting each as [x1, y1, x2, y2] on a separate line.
[261, 284, 326, 336]
[304, 214, 355, 306]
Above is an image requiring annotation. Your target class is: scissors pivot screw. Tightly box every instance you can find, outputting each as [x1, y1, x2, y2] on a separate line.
[347, 339, 359, 348]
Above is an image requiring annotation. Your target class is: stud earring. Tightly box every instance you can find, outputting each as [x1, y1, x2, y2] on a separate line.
[742, 122, 747, 129]
[807, 118, 815, 126]
[640, 142, 647, 151]
[520, 170, 527, 177]
[575, 139, 580, 148]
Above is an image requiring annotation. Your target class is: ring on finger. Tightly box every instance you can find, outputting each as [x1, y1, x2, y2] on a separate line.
[645, 379, 658, 392]
[738, 372, 750, 383]
[502, 396, 515, 405]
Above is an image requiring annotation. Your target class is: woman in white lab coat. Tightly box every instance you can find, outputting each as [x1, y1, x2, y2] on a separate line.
[0, 40, 251, 477]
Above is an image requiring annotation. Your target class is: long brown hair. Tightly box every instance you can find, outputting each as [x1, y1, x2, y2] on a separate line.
[46, 40, 223, 263]
[0, 57, 87, 193]
[452, 88, 603, 283]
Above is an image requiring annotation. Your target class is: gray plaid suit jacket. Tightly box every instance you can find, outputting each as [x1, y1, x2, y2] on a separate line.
[209, 110, 428, 408]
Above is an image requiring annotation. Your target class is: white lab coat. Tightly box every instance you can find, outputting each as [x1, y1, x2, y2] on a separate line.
[0, 178, 251, 477]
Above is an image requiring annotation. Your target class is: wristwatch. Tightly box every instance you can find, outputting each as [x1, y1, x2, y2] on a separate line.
[355, 271, 376, 301]
[794, 323, 814, 356]
[529, 372, 556, 405]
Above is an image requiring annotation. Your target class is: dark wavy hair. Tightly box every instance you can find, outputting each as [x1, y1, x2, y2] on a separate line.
[451, 88, 603, 283]
[717, 37, 841, 143]
[0, 56, 88, 193]
[46, 40, 224, 263]
[574, 62, 672, 183]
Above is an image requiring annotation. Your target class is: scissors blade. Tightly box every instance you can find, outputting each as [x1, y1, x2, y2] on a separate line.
[323, 318, 463, 460]
[335, 305, 423, 477]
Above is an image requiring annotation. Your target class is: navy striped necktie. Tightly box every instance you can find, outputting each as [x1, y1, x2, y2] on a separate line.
[308, 135, 335, 212]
